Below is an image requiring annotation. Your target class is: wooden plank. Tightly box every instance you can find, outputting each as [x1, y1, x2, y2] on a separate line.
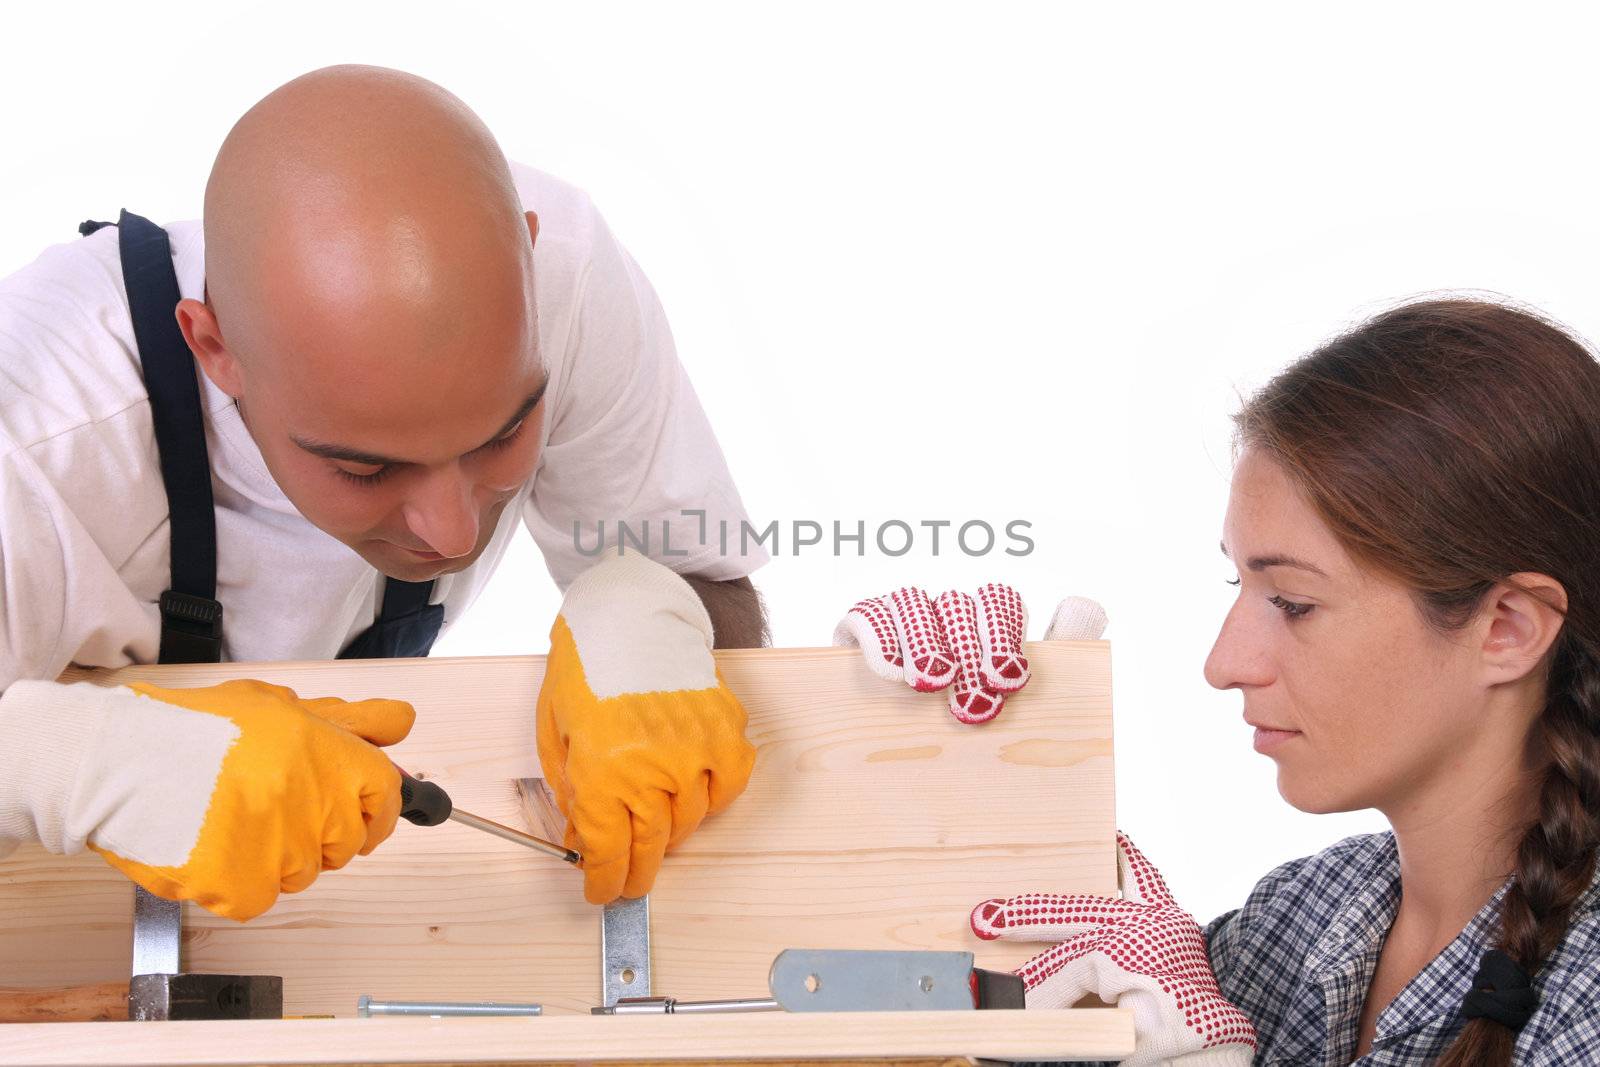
[0, 1010, 1134, 1065]
[0, 641, 1123, 1060]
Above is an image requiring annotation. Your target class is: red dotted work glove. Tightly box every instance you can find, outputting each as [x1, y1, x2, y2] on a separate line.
[971, 831, 1256, 1066]
[833, 584, 1107, 724]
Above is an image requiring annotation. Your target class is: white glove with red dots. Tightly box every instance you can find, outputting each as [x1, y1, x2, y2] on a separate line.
[833, 584, 1107, 723]
[970, 831, 1257, 1066]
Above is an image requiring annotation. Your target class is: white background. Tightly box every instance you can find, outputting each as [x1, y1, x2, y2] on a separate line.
[6, 1, 1600, 924]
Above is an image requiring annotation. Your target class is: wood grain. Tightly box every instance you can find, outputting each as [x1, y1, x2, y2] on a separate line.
[0, 1010, 1134, 1064]
[0, 980, 128, 1023]
[0, 641, 1123, 1061]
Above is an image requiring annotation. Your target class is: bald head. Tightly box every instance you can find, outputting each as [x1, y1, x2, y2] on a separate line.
[178, 66, 549, 579]
[204, 65, 534, 387]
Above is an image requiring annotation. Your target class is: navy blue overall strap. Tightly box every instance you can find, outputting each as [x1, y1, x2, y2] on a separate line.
[94, 210, 224, 664]
[337, 577, 444, 661]
[81, 212, 441, 663]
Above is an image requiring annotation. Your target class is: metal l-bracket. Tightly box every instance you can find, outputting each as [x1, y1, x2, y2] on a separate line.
[599, 895, 651, 1008]
[131, 886, 181, 979]
[769, 949, 983, 1012]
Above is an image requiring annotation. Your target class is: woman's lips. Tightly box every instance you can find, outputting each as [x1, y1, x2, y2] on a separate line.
[1249, 723, 1301, 755]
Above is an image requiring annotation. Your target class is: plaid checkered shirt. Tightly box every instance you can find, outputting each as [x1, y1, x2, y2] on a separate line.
[1048, 831, 1600, 1066]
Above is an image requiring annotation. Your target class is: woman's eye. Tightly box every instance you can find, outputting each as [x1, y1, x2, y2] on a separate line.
[1225, 579, 1312, 620]
[1268, 595, 1314, 620]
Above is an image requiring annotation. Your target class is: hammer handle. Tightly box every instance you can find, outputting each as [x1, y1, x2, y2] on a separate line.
[0, 981, 129, 1022]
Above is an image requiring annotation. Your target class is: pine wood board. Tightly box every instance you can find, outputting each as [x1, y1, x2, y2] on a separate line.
[0, 1010, 1134, 1065]
[0, 641, 1123, 1061]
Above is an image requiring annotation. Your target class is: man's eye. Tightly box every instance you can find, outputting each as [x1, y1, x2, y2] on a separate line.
[336, 465, 393, 487]
[476, 419, 526, 454]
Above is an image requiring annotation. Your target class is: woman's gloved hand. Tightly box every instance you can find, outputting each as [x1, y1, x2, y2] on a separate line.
[0, 677, 416, 922]
[971, 831, 1257, 1066]
[834, 584, 1107, 723]
[536, 549, 756, 905]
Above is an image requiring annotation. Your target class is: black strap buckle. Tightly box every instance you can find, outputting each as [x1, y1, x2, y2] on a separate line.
[157, 589, 224, 665]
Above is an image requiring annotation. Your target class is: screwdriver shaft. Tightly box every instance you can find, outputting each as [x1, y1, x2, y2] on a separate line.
[448, 807, 581, 865]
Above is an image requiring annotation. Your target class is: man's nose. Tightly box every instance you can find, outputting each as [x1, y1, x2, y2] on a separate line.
[401, 465, 479, 558]
[1203, 598, 1272, 691]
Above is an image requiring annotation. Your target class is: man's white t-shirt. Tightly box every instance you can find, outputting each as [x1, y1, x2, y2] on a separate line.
[0, 161, 767, 689]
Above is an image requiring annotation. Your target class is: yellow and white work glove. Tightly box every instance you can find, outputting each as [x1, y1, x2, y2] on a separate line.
[536, 550, 757, 905]
[971, 832, 1257, 1066]
[0, 678, 416, 922]
[835, 583, 1107, 723]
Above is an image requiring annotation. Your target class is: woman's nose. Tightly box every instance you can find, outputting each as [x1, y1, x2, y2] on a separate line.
[1203, 599, 1272, 691]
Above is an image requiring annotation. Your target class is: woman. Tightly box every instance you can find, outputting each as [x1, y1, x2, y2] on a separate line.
[845, 299, 1600, 1064]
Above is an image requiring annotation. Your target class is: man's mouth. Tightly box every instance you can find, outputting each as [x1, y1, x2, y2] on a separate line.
[382, 540, 448, 562]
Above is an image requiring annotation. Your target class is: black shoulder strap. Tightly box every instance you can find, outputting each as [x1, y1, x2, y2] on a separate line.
[336, 575, 443, 660]
[89, 211, 438, 664]
[110, 210, 224, 664]
[379, 578, 435, 618]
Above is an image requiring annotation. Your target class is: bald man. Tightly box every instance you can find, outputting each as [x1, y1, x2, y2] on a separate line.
[0, 66, 768, 919]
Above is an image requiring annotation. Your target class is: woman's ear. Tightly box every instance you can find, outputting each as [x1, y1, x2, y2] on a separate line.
[1480, 573, 1569, 685]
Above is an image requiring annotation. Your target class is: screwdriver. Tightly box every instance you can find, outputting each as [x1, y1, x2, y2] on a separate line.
[397, 770, 581, 866]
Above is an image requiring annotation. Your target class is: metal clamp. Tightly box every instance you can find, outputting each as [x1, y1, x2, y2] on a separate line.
[128, 887, 284, 1020]
[130, 973, 282, 1022]
[131, 886, 182, 979]
[599, 895, 651, 1008]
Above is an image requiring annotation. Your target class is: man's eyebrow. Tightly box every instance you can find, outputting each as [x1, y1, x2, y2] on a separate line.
[1219, 540, 1328, 577]
[294, 379, 548, 467]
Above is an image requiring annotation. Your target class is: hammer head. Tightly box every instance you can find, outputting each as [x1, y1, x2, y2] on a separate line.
[129, 973, 282, 1021]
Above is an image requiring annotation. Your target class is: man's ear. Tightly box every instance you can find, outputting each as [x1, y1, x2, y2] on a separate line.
[524, 210, 540, 249]
[175, 297, 243, 398]
[1480, 573, 1569, 686]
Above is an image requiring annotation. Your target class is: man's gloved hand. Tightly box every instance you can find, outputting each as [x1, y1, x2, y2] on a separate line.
[0, 678, 415, 922]
[970, 831, 1257, 1066]
[537, 550, 756, 905]
[834, 584, 1108, 723]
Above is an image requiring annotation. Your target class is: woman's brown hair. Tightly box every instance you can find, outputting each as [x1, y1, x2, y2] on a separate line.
[1233, 297, 1600, 1065]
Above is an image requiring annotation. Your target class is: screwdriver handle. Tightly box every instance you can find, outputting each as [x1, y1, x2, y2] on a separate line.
[398, 770, 453, 827]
